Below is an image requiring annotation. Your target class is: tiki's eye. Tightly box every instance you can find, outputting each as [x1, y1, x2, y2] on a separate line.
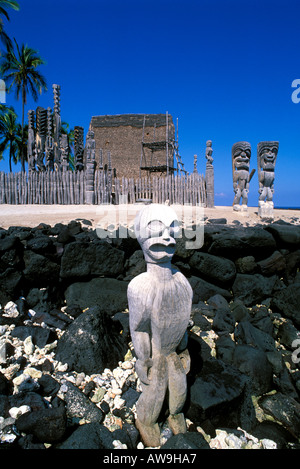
[169, 220, 180, 237]
[147, 220, 165, 236]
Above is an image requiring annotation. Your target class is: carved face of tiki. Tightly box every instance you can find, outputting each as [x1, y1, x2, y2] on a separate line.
[232, 142, 251, 171]
[258, 142, 278, 171]
[135, 204, 180, 264]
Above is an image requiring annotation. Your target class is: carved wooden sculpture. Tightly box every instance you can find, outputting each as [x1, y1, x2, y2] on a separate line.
[53, 84, 62, 170]
[127, 204, 192, 447]
[232, 141, 255, 211]
[205, 139, 213, 165]
[74, 126, 84, 171]
[60, 134, 69, 171]
[85, 129, 96, 204]
[35, 106, 47, 171]
[257, 141, 279, 218]
[26, 83, 84, 176]
[193, 154, 198, 174]
[27, 110, 36, 172]
[45, 107, 54, 171]
[205, 140, 214, 208]
[98, 148, 104, 170]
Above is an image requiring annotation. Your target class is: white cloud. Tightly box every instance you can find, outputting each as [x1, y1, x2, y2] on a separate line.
[215, 192, 227, 197]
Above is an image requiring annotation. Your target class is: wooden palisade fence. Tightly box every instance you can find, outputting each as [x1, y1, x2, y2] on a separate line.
[0, 171, 207, 206]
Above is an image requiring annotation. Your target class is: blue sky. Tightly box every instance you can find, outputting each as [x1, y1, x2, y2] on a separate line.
[1, 0, 300, 207]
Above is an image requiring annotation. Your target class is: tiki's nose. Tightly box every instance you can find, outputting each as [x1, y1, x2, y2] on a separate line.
[162, 227, 171, 240]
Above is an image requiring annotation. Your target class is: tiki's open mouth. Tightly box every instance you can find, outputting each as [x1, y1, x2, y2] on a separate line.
[149, 243, 176, 253]
[235, 157, 249, 168]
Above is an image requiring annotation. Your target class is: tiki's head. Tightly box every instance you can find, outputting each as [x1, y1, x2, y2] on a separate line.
[257, 141, 279, 171]
[135, 204, 179, 264]
[232, 141, 251, 171]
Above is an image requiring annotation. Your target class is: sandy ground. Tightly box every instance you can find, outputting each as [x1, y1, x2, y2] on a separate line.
[0, 204, 299, 230]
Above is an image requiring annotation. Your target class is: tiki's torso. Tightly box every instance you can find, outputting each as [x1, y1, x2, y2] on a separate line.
[260, 170, 275, 188]
[129, 268, 192, 357]
[234, 169, 249, 189]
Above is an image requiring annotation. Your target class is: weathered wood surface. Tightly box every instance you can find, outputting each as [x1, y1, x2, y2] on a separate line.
[0, 171, 207, 206]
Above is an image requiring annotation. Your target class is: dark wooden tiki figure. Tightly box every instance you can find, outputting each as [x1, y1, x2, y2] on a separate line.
[232, 141, 255, 212]
[257, 141, 279, 218]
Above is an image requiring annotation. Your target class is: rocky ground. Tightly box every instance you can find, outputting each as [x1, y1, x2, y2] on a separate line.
[0, 212, 300, 450]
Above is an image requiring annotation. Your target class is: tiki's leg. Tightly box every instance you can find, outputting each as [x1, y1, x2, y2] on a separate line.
[241, 188, 248, 206]
[233, 187, 241, 206]
[135, 354, 168, 447]
[259, 186, 267, 202]
[266, 187, 273, 202]
[233, 187, 242, 210]
[166, 352, 187, 434]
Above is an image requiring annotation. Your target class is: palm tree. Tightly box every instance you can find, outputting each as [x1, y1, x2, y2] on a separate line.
[0, 0, 19, 50]
[0, 39, 47, 170]
[0, 104, 4, 164]
[15, 121, 27, 166]
[0, 105, 21, 172]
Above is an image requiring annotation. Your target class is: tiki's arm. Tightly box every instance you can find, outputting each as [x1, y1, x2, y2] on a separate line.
[176, 331, 191, 374]
[233, 170, 239, 192]
[174, 271, 192, 374]
[258, 170, 265, 192]
[128, 275, 153, 384]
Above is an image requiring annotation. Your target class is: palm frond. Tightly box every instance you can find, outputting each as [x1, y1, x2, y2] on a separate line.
[0, 36, 46, 170]
[0, 1, 19, 50]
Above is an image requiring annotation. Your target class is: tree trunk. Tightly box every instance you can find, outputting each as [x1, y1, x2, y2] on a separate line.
[9, 141, 12, 172]
[21, 85, 25, 172]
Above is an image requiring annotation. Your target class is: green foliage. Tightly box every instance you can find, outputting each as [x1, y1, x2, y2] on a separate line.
[0, 0, 20, 51]
[61, 121, 75, 171]
[0, 39, 47, 104]
[0, 38, 47, 170]
[0, 104, 22, 171]
[0, 0, 19, 20]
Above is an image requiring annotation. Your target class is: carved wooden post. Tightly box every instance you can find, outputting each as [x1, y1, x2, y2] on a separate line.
[35, 106, 47, 172]
[193, 154, 198, 174]
[127, 204, 192, 447]
[107, 150, 113, 203]
[85, 129, 96, 204]
[257, 141, 279, 218]
[232, 141, 255, 213]
[53, 84, 62, 170]
[45, 107, 54, 171]
[74, 126, 84, 171]
[60, 134, 69, 172]
[205, 140, 214, 208]
[99, 148, 103, 170]
[27, 110, 36, 172]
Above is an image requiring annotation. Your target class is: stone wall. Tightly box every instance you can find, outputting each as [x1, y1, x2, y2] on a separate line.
[90, 114, 175, 180]
[0, 218, 300, 448]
